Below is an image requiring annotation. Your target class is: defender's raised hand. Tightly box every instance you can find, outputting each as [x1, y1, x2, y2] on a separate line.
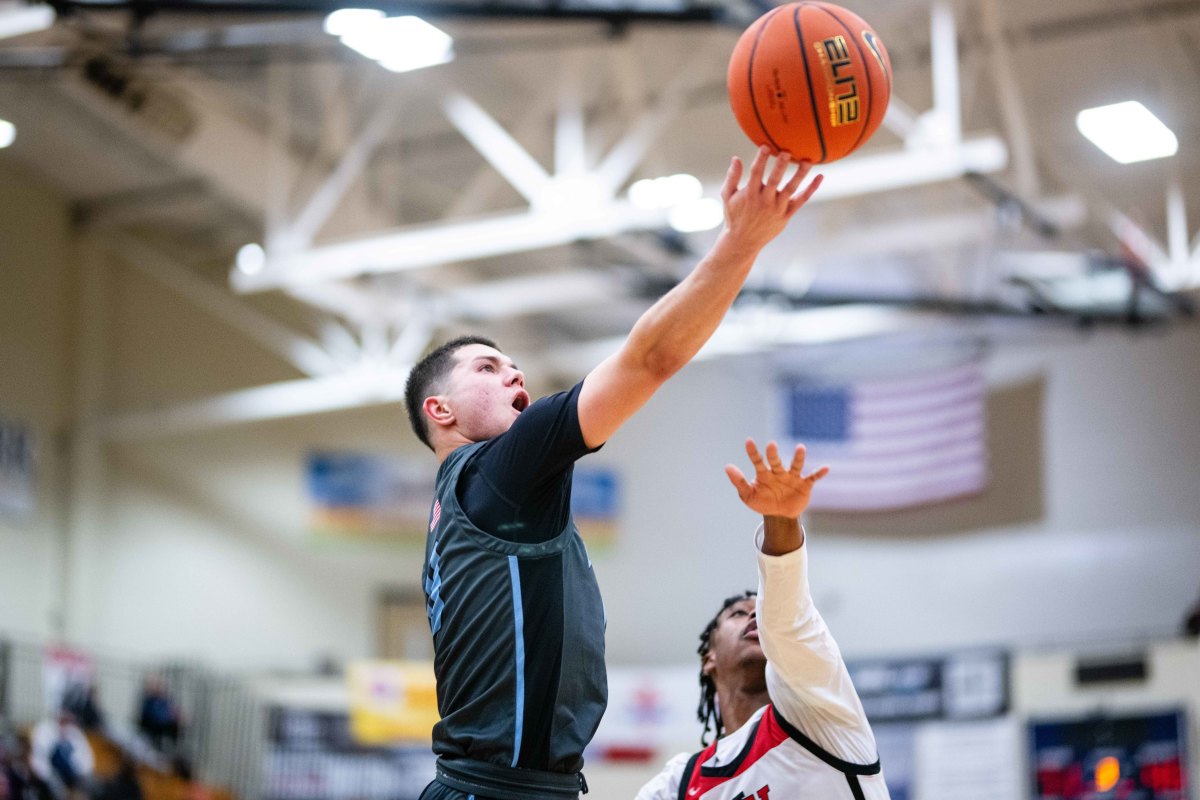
[720, 147, 822, 252]
[725, 438, 829, 520]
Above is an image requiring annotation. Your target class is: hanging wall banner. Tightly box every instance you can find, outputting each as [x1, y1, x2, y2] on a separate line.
[307, 452, 435, 541]
[570, 466, 621, 546]
[847, 650, 1009, 723]
[264, 707, 434, 800]
[346, 660, 439, 746]
[307, 452, 620, 546]
[0, 416, 36, 522]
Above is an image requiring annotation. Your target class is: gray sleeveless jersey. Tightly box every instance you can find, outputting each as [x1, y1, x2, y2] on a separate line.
[423, 441, 608, 774]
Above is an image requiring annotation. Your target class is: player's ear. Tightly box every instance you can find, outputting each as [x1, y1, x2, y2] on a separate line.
[423, 395, 455, 429]
[701, 650, 717, 680]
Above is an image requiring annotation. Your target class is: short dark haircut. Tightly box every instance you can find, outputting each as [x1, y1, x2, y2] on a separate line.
[404, 335, 498, 451]
[697, 590, 757, 745]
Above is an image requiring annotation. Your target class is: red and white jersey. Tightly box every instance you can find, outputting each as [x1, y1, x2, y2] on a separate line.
[636, 533, 889, 800]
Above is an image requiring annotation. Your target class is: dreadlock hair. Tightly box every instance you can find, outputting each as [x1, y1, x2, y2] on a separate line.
[403, 335, 499, 451]
[696, 590, 757, 746]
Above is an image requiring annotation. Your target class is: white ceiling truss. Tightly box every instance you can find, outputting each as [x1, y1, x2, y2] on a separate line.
[2, 0, 1197, 437]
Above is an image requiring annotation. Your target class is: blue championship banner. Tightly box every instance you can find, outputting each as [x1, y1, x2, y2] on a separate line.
[308, 452, 621, 546]
[307, 452, 434, 541]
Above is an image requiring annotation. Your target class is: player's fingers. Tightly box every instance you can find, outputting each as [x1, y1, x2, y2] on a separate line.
[748, 146, 770, 187]
[805, 465, 831, 483]
[788, 172, 824, 212]
[721, 156, 743, 202]
[766, 151, 790, 190]
[782, 159, 811, 197]
[790, 444, 807, 476]
[765, 441, 785, 472]
[725, 464, 754, 499]
[744, 438, 768, 473]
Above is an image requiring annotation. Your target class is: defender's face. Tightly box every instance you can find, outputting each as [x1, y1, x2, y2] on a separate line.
[704, 597, 765, 679]
[442, 344, 530, 442]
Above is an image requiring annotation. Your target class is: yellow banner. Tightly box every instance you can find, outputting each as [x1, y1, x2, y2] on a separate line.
[346, 660, 439, 745]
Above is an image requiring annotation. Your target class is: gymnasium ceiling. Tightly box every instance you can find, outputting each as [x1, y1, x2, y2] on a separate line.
[1, 0, 1198, 432]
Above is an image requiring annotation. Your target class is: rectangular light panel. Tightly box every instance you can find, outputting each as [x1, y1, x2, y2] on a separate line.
[1076, 101, 1178, 164]
[0, 3, 54, 40]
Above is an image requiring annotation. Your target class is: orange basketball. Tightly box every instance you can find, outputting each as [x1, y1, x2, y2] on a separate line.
[727, 2, 892, 163]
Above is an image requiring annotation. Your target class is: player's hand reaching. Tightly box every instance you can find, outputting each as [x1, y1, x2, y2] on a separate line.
[725, 438, 829, 520]
[719, 146, 822, 252]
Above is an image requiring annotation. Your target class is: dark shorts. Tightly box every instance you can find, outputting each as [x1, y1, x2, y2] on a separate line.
[420, 760, 584, 800]
[417, 779, 496, 800]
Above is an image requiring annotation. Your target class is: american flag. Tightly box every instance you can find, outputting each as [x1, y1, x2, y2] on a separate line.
[782, 363, 988, 511]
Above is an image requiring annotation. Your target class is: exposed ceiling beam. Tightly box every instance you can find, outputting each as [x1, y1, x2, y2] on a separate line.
[554, 53, 588, 178]
[95, 368, 411, 441]
[544, 305, 940, 373]
[774, 136, 1008, 202]
[51, 60, 396, 237]
[929, 1, 962, 147]
[231, 201, 672, 292]
[232, 136, 1009, 294]
[1108, 210, 1169, 269]
[788, 196, 1086, 265]
[277, 85, 404, 250]
[441, 91, 552, 205]
[595, 44, 721, 197]
[44, 0, 730, 24]
[110, 234, 345, 377]
[980, 0, 1040, 198]
[444, 271, 621, 321]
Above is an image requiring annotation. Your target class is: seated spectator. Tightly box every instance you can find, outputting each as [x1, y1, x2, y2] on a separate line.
[29, 713, 92, 800]
[136, 678, 182, 755]
[1184, 591, 1200, 638]
[60, 683, 105, 734]
[2, 735, 55, 800]
[1, 736, 10, 800]
[92, 751, 142, 800]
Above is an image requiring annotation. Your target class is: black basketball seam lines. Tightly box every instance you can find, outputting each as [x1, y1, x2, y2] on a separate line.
[748, 7, 785, 153]
[815, 3, 874, 156]
[794, 3, 828, 163]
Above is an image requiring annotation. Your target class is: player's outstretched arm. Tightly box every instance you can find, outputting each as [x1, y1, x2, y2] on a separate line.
[730, 438, 875, 739]
[577, 149, 821, 448]
[725, 439, 828, 556]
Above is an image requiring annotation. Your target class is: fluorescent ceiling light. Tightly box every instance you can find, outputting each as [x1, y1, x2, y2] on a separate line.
[323, 8, 383, 37]
[669, 197, 723, 233]
[629, 174, 702, 210]
[0, 2, 54, 40]
[324, 10, 453, 73]
[1076, 101, 1178, 164]
[236, 243, 266, 275]
[0, 118, 14, 149]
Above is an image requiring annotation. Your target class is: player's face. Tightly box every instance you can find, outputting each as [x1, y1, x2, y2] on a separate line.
[443, 343, 530, 442]
[706, 597, 766, 679]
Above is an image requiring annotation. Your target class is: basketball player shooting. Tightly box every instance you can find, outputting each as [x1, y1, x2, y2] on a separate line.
[405, 150, 820, 800]
[636, 439, 889, 800]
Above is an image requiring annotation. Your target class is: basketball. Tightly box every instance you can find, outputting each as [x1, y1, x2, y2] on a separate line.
[727, 2, 892, 163]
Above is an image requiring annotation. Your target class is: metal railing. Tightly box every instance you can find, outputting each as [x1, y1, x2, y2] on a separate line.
[0, 634, 265, 799]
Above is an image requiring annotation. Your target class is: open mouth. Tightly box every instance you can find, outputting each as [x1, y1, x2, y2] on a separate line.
[512, 392, 530, 412]
[744, 619, 759, 640]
